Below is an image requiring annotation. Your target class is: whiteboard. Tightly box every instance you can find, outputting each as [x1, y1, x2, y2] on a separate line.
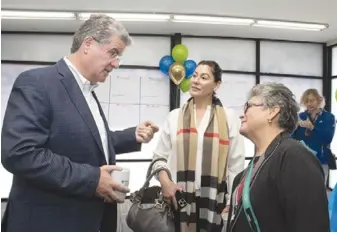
[1, 64, 49, 199]
[109, 69, 170, 160]
[0, 64, 170, 198]
[180, 74, 256, 158]
[333, 46, 337, 76]
[260, 41, 322, 76]
[1, 64, 47, 127]
[260, 76, 323, 109]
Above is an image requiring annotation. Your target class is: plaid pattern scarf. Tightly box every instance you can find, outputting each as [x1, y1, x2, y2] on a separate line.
[176, 97, 230, 232]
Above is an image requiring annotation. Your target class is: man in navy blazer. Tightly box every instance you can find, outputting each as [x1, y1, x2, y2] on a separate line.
[1, 14, 158, 231]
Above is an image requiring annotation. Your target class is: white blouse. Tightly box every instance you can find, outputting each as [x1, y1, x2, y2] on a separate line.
[153, 105, 245, 205]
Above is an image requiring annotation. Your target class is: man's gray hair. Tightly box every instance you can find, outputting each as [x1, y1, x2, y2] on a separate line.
[248, 82, 300, 133]
[71, 14, 132, 53]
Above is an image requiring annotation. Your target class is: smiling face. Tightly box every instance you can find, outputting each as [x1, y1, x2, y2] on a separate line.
[239, 96, 266, 137]
[189, 64, 220, 98]
[239, 95, 280, 138]
[82, 36, 126, 83]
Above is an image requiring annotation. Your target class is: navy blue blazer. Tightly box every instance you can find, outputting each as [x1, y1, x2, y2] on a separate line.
[1, 59, 141, 231]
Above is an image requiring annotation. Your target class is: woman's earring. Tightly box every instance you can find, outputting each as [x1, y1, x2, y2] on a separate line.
[268, 119, 272, 123]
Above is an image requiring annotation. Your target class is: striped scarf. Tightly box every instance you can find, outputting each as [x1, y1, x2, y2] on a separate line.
[176, 97, 230, 232]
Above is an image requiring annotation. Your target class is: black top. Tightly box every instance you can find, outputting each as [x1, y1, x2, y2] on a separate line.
[226, 132, 330, 232]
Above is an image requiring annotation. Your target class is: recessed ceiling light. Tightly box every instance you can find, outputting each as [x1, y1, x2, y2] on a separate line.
[1, 10, 75, 20]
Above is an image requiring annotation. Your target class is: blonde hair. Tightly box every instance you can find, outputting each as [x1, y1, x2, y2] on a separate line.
[300, 89, 324, 108]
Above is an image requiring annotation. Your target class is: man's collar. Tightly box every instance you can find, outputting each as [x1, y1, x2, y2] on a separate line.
[63, 57, 98, 91]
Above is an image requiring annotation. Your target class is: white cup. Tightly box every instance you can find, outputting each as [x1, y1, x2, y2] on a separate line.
[111, 168, 130, 201]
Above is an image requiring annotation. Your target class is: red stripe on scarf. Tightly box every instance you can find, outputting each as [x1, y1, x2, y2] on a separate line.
[204, 132, 230, 145]
[176, 128, 198, 135]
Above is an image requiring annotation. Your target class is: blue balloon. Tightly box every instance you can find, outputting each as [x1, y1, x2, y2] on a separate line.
[159, 55, 174, 75]
[184, 60, 197, 78]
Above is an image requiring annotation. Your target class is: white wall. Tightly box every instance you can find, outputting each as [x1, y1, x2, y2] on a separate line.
[260, 41, 323, 114]
[260, 41, 323, 76]
[330, 46, 337, 189]
[333, 46, 337, 77]
[182, 38, 256, 72]
[1, 34, 170, 66]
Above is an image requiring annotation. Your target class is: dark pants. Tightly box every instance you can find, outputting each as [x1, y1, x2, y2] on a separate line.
[100, 203, 118, 232]
[2, 201, 118, 232]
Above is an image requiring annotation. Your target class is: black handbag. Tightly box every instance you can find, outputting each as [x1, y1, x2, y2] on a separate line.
[126, 158, 175, 232]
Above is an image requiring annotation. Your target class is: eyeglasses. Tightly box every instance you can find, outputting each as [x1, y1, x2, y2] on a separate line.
[107, 49, 121, 61]
[93, 38, 121, 61]
[244, 102, 264, 113]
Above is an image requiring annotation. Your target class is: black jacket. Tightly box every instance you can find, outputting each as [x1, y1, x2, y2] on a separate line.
[227, 132, 330, 232]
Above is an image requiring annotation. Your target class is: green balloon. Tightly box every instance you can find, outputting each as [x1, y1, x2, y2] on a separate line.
[180, 78, 190, 93]
[172, 44, 188, 64]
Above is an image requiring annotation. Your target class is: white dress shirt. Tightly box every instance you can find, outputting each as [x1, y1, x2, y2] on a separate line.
[63, 57, 109, 163]
[153, 105, 245, 205]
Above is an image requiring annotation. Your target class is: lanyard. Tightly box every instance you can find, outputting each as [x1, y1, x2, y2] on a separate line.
[242, 157, 262, 232]
[241, 141, 281, 232]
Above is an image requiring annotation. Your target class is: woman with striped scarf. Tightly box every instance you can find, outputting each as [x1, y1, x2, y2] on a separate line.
[152, 60, 245, 231]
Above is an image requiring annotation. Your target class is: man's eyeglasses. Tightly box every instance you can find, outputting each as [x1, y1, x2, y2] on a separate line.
[106, 49, 121, 60]
[93, 38, 121, 61]
[244, 102, 264, 113]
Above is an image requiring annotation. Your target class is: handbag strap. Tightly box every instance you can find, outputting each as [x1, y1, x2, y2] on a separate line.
[131, 167, 172, 202]
[145, 158, 168, 179]
[132, 158, 172, 200]
[242, 156, 263, 232]
[141, 167, 172, 191]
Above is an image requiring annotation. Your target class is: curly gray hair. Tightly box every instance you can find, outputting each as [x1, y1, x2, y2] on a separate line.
[248, 82, 300, 133]
[71, 14, 132, 53]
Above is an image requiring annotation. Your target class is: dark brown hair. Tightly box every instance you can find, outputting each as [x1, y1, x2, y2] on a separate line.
[197, 60, 222, 82]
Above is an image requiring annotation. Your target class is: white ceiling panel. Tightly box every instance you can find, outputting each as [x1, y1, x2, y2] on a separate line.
[2, 0, 337, 42]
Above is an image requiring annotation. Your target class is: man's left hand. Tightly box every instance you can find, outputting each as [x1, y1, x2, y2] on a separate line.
[135, 121, 159, 143]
